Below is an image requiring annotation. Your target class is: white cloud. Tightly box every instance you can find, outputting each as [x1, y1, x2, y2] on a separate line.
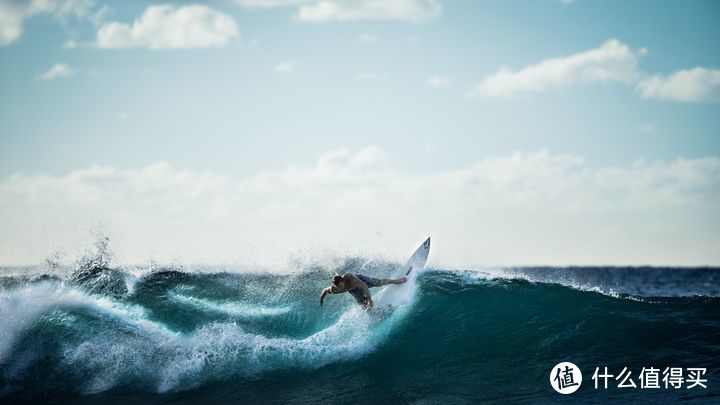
[295, 0, 442, 22]
[36, 63, 76, 80]
[636, 67, 720, 103]
[473, 39, 645, 98]
[96, 5, 238, 49]
[357, 32, 380, 43]
[275, 60, 295, 74]
[2, 148, 719, 266]
[0, 1, 26, 44]
[427, 75, 451, 88]
[0, 0, 98, 45]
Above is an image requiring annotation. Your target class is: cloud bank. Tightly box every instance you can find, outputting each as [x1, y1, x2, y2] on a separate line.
[1, 148, 718, 267]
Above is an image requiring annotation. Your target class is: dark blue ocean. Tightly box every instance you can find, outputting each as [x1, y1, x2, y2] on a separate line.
[1, 253, 719, 403]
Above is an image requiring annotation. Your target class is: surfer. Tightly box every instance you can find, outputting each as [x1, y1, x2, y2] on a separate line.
[320, 274, 407, 310]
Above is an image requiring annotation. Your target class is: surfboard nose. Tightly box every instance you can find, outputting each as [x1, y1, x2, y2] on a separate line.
[423, 237, 431, 249]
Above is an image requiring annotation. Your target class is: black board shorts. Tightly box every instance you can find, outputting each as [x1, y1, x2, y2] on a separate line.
[349, 274, 381, 307]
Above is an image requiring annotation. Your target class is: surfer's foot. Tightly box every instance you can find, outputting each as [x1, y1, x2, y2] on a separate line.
[395, 277, 407, 284]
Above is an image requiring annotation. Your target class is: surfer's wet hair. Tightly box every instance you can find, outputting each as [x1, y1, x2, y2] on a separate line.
[332, 275, 343, 285]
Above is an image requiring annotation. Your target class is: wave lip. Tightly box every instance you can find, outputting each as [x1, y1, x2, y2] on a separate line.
[439, 266, 720, 298]
[0, 281, 177, 365]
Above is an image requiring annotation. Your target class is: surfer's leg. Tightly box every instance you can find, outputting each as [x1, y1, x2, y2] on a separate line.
[357, 274, 382, 288]
[380, 277, 407, 285]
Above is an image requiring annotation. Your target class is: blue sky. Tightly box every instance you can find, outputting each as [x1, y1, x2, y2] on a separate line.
[1, 0, 719, 266]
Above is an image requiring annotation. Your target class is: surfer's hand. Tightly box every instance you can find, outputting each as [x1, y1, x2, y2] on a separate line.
[366, 299, 374, 310]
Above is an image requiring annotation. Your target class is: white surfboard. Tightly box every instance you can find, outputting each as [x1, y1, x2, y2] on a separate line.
[375, 237, 431, 308]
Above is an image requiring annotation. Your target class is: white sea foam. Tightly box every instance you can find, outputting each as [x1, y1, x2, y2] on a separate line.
[54, 304, 382, 393]
[168, 291, 292, 317]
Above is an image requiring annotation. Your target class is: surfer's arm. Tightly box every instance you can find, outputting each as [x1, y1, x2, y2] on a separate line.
[320, 287, 332, 306]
